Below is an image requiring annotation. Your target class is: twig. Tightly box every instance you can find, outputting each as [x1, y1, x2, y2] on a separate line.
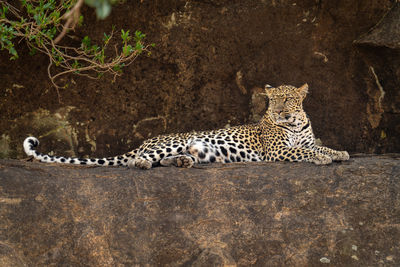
[54, 0, 84, 44]
[47, 56, 62, 103]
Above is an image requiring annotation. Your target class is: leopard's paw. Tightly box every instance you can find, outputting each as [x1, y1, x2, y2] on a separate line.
[176, 155, 194, 168]
[128, 158, 152, 169]
[160, 155, 194, 168]
[331, 151, 350, 161]
[313, 154, 332, 165]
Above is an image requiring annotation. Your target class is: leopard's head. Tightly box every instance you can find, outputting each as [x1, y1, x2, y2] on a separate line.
[265, 83, 308, 127]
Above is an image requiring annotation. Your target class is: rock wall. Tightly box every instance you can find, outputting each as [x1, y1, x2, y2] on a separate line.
[1, 0, 399, 158]
[0, 156, 399, 266]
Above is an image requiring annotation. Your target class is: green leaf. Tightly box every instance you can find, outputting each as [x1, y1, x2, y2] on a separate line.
[43, 2, 54, 10]
[78, 15, 84, 26]
[103, 33, 111, 44]
[99, 49, 105, 63]
[82, 36, 91, 48]
[123, 44, 133, 56]
[135, 42, 144, 51]
[45, 27, 57, 38]
[113, 63, 125, 73]
[85, 0, 112, 19]
[96, 1, 111, 19]
[121, 29, 130, 42]
[26, 3, 34, 14]
[113, 64, 121, 72]
[33, 13, 40, 25]
[134, 30, 145, 41]
[1, 5, 8, 17]
[9, 46, 18, 59]
[91, 44, 100, 54]
[72, 60, 80, 69]
[29, 48, 37, 56]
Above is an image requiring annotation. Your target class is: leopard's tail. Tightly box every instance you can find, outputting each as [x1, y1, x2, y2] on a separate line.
[23, 136, 136, 166]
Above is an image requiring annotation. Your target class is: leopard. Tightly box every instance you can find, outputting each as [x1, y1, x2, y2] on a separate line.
[23, 83, 350, 169]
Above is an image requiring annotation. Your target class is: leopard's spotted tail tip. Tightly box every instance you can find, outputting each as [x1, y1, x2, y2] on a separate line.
[23, 136, 39, 157]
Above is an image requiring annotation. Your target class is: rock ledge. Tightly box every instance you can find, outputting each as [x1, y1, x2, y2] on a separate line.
[0, 155, 399, 266]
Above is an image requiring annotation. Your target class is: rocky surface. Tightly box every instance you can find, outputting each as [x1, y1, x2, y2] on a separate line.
[1, 1, 399, 160]
[0, 155, 399, 266]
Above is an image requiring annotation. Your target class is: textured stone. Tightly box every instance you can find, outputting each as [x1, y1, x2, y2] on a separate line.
[355, 3, 400, 49]
[0, 155, 399, 266]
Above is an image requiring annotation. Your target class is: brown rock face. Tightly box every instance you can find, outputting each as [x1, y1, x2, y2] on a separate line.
[355, 3, 400, 49]
[0, 156, 399, 266]
[0, 1, 399, 159]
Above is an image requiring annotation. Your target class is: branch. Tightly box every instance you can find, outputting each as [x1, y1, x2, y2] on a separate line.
[1, 0, 152, 103]
[53, 0, 84, 44]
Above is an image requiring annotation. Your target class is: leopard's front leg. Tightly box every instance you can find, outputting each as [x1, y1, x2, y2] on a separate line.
[312, 145, 350, 161]
[266, 146, 333, 165]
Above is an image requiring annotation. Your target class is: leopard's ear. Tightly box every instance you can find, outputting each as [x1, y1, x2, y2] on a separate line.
[264, 84, 274, 97]
[297, 83, 308, 99]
